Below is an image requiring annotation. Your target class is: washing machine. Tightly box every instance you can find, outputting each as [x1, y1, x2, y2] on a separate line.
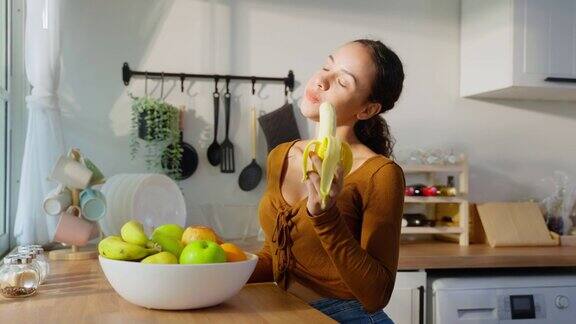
[431, 274, 576, 323]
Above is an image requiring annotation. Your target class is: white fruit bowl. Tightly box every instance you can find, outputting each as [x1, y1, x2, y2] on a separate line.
[99, 253, 258, 310]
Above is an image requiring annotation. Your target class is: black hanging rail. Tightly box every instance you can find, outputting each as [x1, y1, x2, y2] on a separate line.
[122, 62, 295, 94]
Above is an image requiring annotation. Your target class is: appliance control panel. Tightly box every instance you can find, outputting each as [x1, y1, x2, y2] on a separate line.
[497, 294, 546, 320]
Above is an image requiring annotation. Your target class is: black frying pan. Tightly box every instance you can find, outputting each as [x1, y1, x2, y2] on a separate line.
[162, 106, 198, 180]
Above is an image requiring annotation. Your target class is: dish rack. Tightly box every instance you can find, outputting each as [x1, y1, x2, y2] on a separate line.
[400, 157, 470, 246]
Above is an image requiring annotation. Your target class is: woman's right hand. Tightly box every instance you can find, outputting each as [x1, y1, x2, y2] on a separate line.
[304, 151, 344, 216]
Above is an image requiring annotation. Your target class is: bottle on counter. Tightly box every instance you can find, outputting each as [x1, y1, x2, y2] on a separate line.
[0, 254, 40, 298]
[438, 176, 458, 197]
[422, 186, 439, 197]
[405, 184, 426, 196]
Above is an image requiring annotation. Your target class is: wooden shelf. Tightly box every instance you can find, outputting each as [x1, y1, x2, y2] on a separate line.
[401, 158, 470, 246]
[404, 196, 468, 204]
[401, 227, 464, 234]
[400, 164, 465, 173]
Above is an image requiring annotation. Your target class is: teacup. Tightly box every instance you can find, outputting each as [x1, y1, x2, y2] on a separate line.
[53, 206, 98, 246]
[42, 184, 72, 216]
[82, 157, 105, 186]
[80, 188, 107, 222]
[50, 155, 93, 189]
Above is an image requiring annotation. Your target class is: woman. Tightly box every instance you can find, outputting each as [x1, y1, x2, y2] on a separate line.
[248, 39, 405, 323]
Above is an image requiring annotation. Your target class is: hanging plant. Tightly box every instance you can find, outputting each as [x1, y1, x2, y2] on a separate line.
[129, 96, 183, 179]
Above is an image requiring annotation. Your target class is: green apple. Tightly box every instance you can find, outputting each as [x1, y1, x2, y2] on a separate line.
[141, 251, 178, 264]
[151, 232, 185, 258]
[152, 224, 184, 241]
[179, 240, 226, 264]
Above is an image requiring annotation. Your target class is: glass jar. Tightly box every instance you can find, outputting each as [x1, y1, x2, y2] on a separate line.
[0, 255, 40, 298]
[18, 247, 48, 284]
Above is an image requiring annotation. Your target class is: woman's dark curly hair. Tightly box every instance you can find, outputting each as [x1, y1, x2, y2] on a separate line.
[352, 39, 404, 158]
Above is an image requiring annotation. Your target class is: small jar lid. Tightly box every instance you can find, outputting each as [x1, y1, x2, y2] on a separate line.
[10, 254, 33, 264]
[17, 248, 39, 257]
[23, 245, 44, 253]
[2, 255, 17, 265]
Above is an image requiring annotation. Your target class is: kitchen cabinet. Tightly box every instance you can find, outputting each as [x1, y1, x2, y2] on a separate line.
[461, 0, 576, 100]
[385, 271, 426, 324]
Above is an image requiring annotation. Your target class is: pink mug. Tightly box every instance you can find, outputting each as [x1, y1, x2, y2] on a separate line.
[53, 206, 99, 246]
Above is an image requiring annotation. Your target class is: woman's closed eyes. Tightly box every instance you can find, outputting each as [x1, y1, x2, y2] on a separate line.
[321, 66, 351, 88]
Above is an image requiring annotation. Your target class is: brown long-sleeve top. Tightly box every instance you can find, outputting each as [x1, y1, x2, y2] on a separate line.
[248, 140, 405, 313]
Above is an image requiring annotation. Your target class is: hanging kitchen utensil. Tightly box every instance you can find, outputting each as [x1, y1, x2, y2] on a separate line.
[258, 101, 301, 153]
[207, 78, 221, 166]
[238, 81, 263, 190]
[162, 104, 199, 180]
[159, 72, 165, 100]
[220, 79, 235, 173]
[144, 72, 149, 96]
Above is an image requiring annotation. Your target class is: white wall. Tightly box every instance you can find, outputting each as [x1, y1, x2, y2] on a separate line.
[55, 0, 576, 227]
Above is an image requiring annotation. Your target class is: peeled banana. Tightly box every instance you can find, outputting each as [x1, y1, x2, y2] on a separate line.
[98, 236, 160, 261]
[302, 102, 353, 209]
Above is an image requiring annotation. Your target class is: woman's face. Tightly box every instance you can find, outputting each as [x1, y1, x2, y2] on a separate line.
[300, 42, 378, 125]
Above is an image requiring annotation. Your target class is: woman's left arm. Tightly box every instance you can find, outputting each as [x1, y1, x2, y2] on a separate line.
[306, 161, 405, 313]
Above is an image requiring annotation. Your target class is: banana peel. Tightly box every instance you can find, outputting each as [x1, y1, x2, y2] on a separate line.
[302, 102, 353, 209]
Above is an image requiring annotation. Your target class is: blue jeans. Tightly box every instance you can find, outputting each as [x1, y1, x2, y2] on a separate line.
[309, 298, 394, 324]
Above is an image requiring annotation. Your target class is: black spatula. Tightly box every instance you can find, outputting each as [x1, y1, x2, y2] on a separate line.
[220, 83, 235, 173]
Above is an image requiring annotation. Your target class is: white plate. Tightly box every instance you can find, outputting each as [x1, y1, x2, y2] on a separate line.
[131, 174, 186, 232]
[108, 175, 133, 234]
[115, 174, 147, 229]
[100, 174, 147, 235]
[111, 174, 147, 233]
[100, 175, 123, 235]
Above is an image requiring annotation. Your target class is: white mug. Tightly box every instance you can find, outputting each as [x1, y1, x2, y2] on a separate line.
[50, 155, 93, 189]
[42, 184, 72, 216]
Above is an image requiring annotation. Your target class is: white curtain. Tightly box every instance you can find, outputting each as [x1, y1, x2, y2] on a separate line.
[14, 0, 65, 244]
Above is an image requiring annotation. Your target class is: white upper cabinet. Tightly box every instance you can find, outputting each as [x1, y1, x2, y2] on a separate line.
[461, 0, 576, 100]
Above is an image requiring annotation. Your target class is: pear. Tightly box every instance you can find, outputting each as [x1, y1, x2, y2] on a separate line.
[151, 232, 185, 258]
[141, 251, 178, 264]
[152, 224, 184, 241]
[121, 220, 149, 246]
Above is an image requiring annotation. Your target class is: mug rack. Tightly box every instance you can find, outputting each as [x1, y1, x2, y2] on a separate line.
[122, 62, 295, 95]
[48, 149, 100, 261]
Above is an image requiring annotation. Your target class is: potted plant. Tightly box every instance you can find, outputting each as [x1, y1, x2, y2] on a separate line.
[130, 96, 183, 179]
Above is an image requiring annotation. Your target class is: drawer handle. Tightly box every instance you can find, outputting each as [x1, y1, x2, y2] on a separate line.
[457, 308, 496, 319]
[545, 77, 576, 83]
[418, 286, 424, 324]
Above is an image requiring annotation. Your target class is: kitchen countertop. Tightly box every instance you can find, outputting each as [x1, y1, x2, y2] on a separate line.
[398, 241, 576, 270]
[238, 238, 576, 270]
[0, 257, 335, 323]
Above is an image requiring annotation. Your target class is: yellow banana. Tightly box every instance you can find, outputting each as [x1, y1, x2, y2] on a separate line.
[302, 102, 353, 209]
[98, 236, 160, 261]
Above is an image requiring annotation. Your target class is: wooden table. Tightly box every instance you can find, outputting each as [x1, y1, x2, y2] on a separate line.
[0, 258, 335, 323]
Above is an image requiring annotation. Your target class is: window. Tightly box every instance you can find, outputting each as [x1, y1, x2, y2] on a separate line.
[0, 0, 9, 256]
